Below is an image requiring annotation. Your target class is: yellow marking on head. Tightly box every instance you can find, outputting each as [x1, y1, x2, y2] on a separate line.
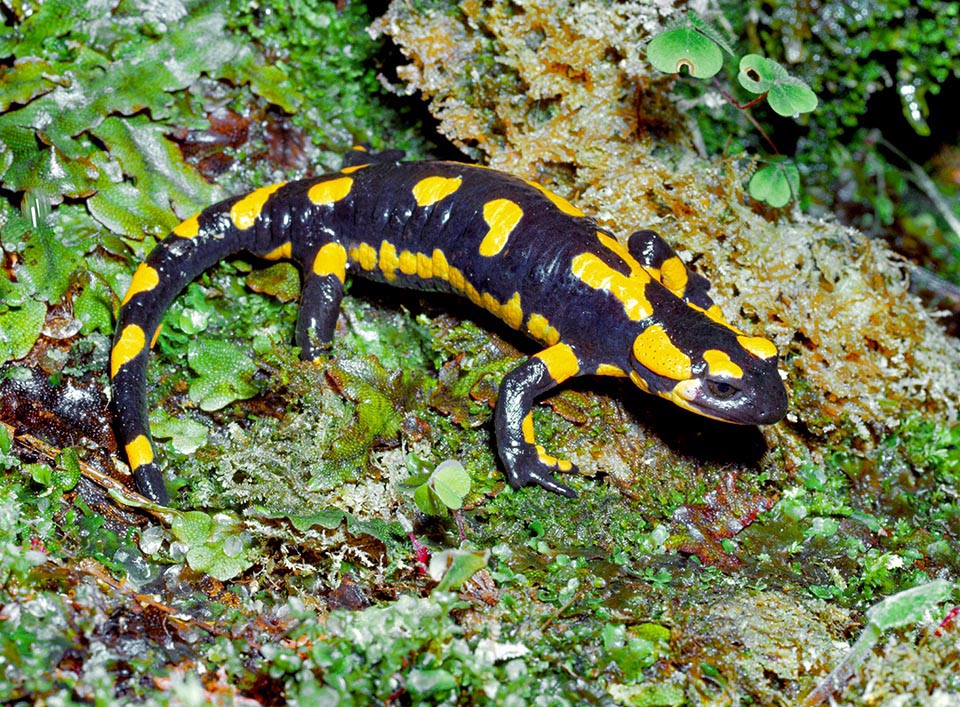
[632, 324, 692, 380]
[657, 379, 731, 422]
[378, 241, 399, 281]
[313, 242, 348, 283]
[629, 371, 651, 392]
[703, 349, 744, 379]
[399, 250, 418, 276]
[263, 242, 292, 260]
[479, 199, 523, 257]
[121, 263, 160, 306]
[596, 363, 626, 377]
[501, 292, 523, 329]
[522, 413, 535, 444]
[124, 434, 154, 471]
[525, 180, 584, 217]
[571, 253, 654, 321]
[111, 324, 146, 378]
[535, 343, 580, 383]
[340, 164, 367, 174]
[416, 252, 433, 279]
[351, 145, 367, 152]
[412, 175, 462, 207]
[150, 325, 162, 349]
[357, 242, 378, 271]
[660, 256, 689, 295]
[173, 214, 200, 238]
[432, 249, 450, 280]
[737, 335, 778, 360]
[230, 182, 286, 230]
[308, 176, 354, 205]
[526, 313, 560, 345]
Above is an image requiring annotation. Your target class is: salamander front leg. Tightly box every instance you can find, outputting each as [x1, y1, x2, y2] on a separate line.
[494, 343, 582, 498]
[296, 243, 348, 361]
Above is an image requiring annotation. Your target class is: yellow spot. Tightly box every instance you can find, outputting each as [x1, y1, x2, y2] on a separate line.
[526, 180, 584, 217]
[417, 252, 433, 279]
[482, 292, 500, 316]
[412, 175, 462, 207]
[629, 371, 651, 392]
[500, 292, 523, 329]
[121, 263, 160, 306]
[571, 253, 653, 321]
[357, 242, 378, 271]
[230, 182, 286, 230]
[125, 434, 154, 471]
[660, 256, 689, 296]
[340, 164, 367, 174]
[597, 232, 644, 277]
[173, 214, 200, 238]
[464, 282, 482, 306]
[448, 267, 466, 292]
[308, 176, 354, 205]
[535, 343, 580, 383]
[378, 241, 399, 281]
[263, 242, 292, 260]
[399, 250, 418, 276]
[111, 324, 146, 378]
[522, 413, 535, 444]
[737, 335, 778, 360]
[535, 444, 573, 471]
[703, 349, 744, 379]
[632, 324, 692, 381]
[479, 199, 523, 257]
[313, 242, 347, 283]
[596, 364, 626, 377]
[526, 313, 560, 345]
[432, 249, 450, 280]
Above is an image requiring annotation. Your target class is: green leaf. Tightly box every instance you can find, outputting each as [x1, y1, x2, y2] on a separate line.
[865, 579, 954, 631]
[738, 55, 818, 116]
[430, 548, 490, 592]
[748, 159, 801, 207]
[187, 339, 259, 412]
[148, 409, 210, 455]
[647, 26, 723, 79]
[53, 448, 82, 493]
[246, 263, 301, 303]
[0, 295, 45, 364]
[169, 509, 253, 581]
[430, 460, 471, 511]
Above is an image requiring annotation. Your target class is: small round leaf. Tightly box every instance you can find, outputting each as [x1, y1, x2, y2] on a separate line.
[748, 160, 801, 208]
[647, 27, 723, 79]
[739, 55, 818, 115]
[430, 459, 471, 511]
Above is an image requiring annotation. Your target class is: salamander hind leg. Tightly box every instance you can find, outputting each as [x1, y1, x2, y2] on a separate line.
[494, 344, 583, 498]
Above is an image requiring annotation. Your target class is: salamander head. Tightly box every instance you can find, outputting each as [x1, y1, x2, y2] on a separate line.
[627, 316, 788, 425]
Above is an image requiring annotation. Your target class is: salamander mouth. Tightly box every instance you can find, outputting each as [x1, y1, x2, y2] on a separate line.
[663, 376, 788, 426]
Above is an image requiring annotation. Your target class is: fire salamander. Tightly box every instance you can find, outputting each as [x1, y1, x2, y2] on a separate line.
[111, 154, 788, 505]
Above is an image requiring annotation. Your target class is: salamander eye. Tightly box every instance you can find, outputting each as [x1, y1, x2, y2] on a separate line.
[706, 380, 739, 400]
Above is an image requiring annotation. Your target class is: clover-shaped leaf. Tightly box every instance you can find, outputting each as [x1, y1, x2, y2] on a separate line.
[647, 13, 730, 79]
[738, 54, 818, 116]
[749, 158, 801, 208]
[170, 510, 252, 580]
[411, 459, 472, 516]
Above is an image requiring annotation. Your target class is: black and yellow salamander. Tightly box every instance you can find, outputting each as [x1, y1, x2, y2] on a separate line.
[110, 156, 788, 505]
